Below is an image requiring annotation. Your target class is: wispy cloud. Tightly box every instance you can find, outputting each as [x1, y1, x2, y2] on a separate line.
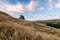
[55, 0, 60, 8]
[25, 1, 38, 12]
[0, 1, 25, 13]
[48, 0, 53, 11]
[0, 0, 38, 14]
[38, 7, 44, 11]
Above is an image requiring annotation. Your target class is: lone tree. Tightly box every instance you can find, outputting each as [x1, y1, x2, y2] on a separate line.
[19, 15, 25, 20]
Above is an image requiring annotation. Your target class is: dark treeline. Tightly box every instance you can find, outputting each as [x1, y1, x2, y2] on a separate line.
[46, 22, 60, 29]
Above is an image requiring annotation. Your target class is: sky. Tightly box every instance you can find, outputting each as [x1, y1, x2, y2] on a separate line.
[0, 0, 60, 21]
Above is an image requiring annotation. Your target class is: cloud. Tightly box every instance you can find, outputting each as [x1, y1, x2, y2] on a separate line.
[0, 1, 25, 13]
[48, 0, 53, 11]
[55, 0, 60, 8]
[0, 0, 38, 14]
[25, 1, 38, 12]
[7, 3, 25, 13]
[38, 7, 44, 11]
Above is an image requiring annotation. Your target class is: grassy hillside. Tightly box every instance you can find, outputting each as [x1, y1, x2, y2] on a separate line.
[0, 11, 60, 40]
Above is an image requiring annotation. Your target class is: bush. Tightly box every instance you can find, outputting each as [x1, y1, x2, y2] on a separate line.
[46, 22, 60, 29]
[46, 22, 54, 27]
[19, 15, 25, 20]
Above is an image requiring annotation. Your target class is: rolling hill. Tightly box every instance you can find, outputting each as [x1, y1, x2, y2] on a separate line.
[35, 19, 60, 24]
[0, 11, 60, 40]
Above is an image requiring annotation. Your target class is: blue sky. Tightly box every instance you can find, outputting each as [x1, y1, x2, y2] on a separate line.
[0, 0, 60, 21]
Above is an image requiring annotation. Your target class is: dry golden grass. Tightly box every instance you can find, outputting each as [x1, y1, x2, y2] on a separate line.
[0, 21, 60, 40]
[0, 11, 60, 40]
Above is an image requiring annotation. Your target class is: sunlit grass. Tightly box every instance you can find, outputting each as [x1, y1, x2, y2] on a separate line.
[0, 11, 60, 40]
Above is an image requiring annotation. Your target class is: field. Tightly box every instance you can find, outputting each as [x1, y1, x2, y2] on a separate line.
[0, 11, 60, 40]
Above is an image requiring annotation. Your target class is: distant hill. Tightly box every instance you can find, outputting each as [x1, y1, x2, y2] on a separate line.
[35, 19, 60, 23]
[0, 11, 60, 40]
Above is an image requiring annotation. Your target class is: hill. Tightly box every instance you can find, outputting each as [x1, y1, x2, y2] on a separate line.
[35, 19, 60, 24]
[0, 11, 60, 40]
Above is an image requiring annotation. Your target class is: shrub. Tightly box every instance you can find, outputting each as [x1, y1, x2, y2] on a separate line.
[46, 22, 54, 27]
[19, 15, 25, 20]
[46, 22, 60, 29]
